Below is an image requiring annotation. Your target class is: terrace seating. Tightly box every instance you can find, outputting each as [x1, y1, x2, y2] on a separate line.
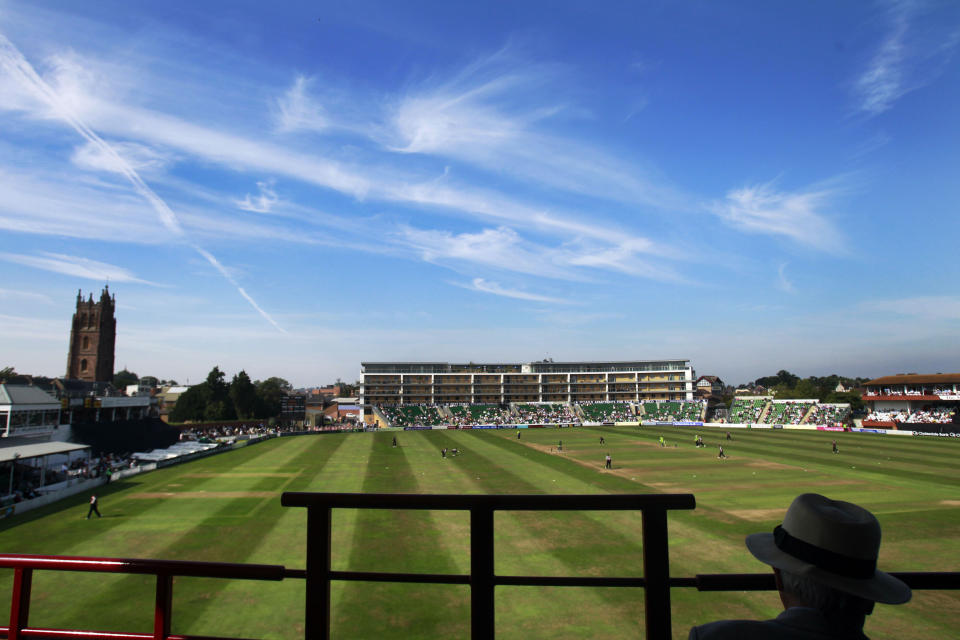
[727, 398, 769, 423]
[763, 401, 814, 425]
[379, 405, 445, 427]
[904, 407, 956, 424]
[804, 403, 850, 426]
[865, 410, 909, 423]
[513, 403, 580, 424]
[578, 402, 636, 422]
[642, 401, 704, 422]
[447, 404, 514, 426]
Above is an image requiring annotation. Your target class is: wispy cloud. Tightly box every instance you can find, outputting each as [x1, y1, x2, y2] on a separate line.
[776, 263, 796, 293]
[0, 288, 55, 304]
[273, 75, 327, 134]
[385, 52, 688, 211]
[0, 33, 285, 331]
[853, 1, 960, 116]
[71, 140, 173, 174]
[455, 277, 570, 304]
[0, 252, 163, 285]
[236, 180, 279, 213]
[712, 180, 845, 252]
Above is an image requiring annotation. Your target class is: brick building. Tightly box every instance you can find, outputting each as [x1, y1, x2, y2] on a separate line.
[65, 287, 116, 382]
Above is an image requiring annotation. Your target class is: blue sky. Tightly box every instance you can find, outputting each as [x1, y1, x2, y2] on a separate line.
[1, 1, 958, 387]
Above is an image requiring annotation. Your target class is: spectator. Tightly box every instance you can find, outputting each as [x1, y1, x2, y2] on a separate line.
[689, 493, 910, 639]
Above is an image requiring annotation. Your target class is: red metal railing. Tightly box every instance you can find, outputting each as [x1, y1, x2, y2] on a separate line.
[3, 493, 959, 640]
[0, 555, 288, 640]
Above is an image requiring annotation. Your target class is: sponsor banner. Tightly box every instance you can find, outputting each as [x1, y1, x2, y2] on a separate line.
[615, 421, 640, 427]
[515, 424, 529, 429]
[472, 425, 498, 429]
[750, 424, 772, 429]
[447, 426, 459, 430]
[675, 421, 704, 427]
[784, 425, 820, 431]
[431, 426, 447, 430]
[938, 394, 960, 401]
[403, 426, 433, 431]
[770, 424, 783, 430]
[853, 428, 887, 434]
[528, 424, 546, 428]
[913, 431, 960, 438]
[460, 426, 473, 430]
[816, 426, 846, 431]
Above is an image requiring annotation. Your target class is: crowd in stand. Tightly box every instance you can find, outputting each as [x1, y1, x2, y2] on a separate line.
[904, 407, 956, 423]
[579, 402, 636, 422]
[864, 407, 955, 424]
[378, 405, 446, 427]
[764, 401, 814, 425]
[514, 404, 580, 424]
[642, 401, 704, 422]
[179, 422, 299, 440]
[805, 403, 851, 426]
[2, 453, 140, 506]
[447, 404, 514, 426]
[727, 398, 768, 423]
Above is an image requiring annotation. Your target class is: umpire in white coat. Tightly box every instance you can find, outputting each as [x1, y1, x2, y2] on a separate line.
[689, 493, 911, 640]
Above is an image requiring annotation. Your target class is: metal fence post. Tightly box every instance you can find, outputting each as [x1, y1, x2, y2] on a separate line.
[9, 567, 32, 640]
[154, 574, 173, 640]
[471, 506, 496, 639]
[305, 505, 333, 640]
[642, 507, 672, 640]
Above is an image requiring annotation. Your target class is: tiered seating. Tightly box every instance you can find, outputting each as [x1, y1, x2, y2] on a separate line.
[764, 401, 814, 425]
[728, 398, 769, 423]
[447, 404, 514, 426]
[904, 407, 956, 424]
[514, 403, 579, 424]
[805, 403, 850, 425]
[379, 405, 445, 427]
[578, 402, 635, 422]
[642, 401, 703, 422]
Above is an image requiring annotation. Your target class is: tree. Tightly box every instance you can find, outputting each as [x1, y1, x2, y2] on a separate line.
[255, 377, 290, 418]
[230, 370, 257, 419]
[168, 384, 210, 422]
[0, 366, 16, 381]
[114, 369, 139, 389]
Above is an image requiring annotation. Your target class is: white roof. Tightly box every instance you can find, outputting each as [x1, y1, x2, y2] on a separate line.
[0, 441, 89, 463]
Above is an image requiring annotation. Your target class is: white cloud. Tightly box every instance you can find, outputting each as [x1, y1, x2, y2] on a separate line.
[385, 59, 687, 211]
[0, 252, 163, 285]
[457, 278, 570, 304]
[274, 75, 327, 134]
[776, 263, 796, 293]
[713, 180, 845, 252]
[853, 2, 960, 116]
[71, 140, 173, 174]
[236, 180, 279, 213]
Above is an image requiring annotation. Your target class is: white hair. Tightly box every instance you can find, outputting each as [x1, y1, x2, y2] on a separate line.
[779, 569, 875, 623]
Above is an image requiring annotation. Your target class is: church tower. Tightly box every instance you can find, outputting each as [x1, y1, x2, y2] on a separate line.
[65, 286, 117, 382]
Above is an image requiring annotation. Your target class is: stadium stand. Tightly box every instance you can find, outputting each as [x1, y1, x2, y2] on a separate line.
[904, 407, 956, 423]
[447, 404, 514, 426]
[378, 405, 446, 427]
[514, 403, 580, 424]
[727, 397, 770, 423]
[642, 401, 704, 422]
[763, 400, 815, 425]
[578, 402, 636, 422]
[804, 403, 851, 426]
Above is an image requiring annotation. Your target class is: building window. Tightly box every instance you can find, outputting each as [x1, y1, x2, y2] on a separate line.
[80, 359, 88, 372]
[82, 336, 89, 349]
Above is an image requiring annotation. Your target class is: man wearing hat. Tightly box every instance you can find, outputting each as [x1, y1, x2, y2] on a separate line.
[689, 493, 910, 639]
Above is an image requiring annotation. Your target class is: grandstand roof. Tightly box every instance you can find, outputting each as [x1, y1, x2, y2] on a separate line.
[0, 441, 89, 463]
[865, 374, 960, 386]
[0, 384, 59, 406]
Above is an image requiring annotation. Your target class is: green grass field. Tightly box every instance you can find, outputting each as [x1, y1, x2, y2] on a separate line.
[1, 427, 957, 639]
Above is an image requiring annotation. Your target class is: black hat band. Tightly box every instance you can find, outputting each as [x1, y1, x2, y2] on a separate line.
[773, 525, 876, 579]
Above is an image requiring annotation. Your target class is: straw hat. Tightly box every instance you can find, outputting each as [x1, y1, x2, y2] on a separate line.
[745, 493, 911, 604]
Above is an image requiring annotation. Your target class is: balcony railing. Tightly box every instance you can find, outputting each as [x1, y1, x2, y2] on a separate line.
[2, 493, 958, 640]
